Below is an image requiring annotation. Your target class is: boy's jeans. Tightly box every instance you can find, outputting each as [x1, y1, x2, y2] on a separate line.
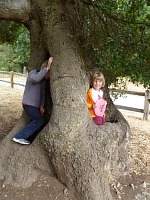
[14, 105, 45, 139]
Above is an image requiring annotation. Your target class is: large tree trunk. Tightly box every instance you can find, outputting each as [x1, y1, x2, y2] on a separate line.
[0, 1, 130, 200]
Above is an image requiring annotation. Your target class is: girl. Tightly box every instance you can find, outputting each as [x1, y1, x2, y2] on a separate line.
[86, 72, 107, 125]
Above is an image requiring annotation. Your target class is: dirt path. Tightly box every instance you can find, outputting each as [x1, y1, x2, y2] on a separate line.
[0, 86, 150, 200]
[111, 112, 150, 200]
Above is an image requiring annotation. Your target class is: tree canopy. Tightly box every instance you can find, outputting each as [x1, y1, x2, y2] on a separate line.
[0, 0, 149, 86]
[64, 0, 150, 87]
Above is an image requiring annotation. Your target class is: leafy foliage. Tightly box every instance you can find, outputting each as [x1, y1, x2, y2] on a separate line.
[0, 21, 21, 44]
[0, 21, 30, 72]
[0, 44, 15, 71]
[68, 0, 150, 88]
[12, 26, 30, 72]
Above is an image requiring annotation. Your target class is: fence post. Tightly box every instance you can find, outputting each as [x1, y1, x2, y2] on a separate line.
[23, 66, 26, 74]
[143, 89, 150, 120]
[26, 71, 28, 79]
[10, 71, 14, 88]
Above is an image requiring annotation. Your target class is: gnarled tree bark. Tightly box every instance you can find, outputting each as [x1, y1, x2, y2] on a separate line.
[0, 1, 130, 200]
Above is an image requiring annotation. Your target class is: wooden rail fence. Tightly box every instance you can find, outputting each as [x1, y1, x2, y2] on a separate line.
[0, 70, 27, 87]
[110, 89, 150, 120]
[0, 71, 149, 120]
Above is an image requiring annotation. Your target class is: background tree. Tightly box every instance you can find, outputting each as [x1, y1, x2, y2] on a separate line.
[0, 44, 15, 71]
[12, 25, 30, 72]
[0, 21, 30, 72]
[0, 1, 149, 200]
[0, 20, 21, 44]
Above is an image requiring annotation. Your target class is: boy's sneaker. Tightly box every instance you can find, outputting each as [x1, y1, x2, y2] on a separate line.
[12, 138, 30, 145]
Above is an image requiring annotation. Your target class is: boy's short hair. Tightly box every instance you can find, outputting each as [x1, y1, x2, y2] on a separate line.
[90, 72, 105, 88]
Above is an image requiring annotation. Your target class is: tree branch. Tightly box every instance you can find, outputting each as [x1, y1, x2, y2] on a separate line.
[81, 0, 146, 25]
[0, 0, 31, 22]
